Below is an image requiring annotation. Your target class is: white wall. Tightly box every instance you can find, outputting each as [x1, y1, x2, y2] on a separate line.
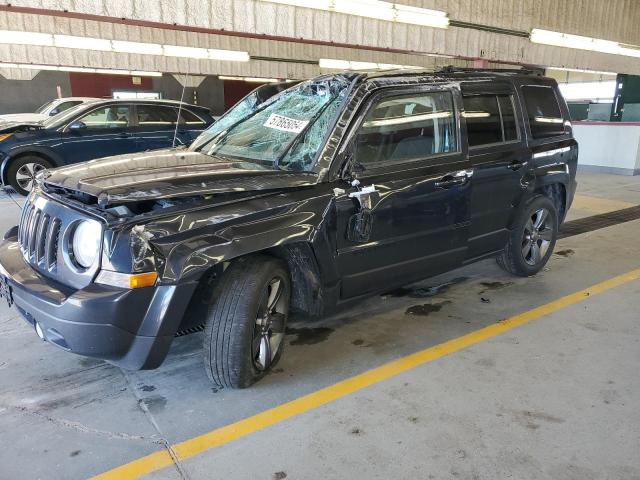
[573, 124, 640, 175]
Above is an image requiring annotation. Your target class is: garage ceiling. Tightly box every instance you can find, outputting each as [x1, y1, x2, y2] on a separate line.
[0, 0, 639, 78]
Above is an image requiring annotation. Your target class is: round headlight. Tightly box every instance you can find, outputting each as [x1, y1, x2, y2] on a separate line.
[71, 220, 102, 268]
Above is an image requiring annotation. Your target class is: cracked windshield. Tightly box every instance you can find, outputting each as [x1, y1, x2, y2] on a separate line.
[193, 77, 350, 172]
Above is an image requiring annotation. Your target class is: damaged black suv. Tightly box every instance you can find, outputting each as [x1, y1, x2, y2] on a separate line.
[0, 69, 577, 388]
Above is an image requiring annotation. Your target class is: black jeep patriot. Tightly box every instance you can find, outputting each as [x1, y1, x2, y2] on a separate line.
[0, 69, 577, 388]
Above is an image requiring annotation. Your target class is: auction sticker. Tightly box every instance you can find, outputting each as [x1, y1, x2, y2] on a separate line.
[263, 113, 309, 133]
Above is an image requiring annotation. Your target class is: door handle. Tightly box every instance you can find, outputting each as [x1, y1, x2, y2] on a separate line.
[507, 160, 524, 171]
[118, 132, 132, 138]
[435, 169, 473, 189]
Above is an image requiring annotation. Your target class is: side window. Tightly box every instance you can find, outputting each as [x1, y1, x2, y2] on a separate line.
[137, 105, 179, 126]
[79, 105, 131, 129]
[180, 109, 206, 126]
[463, 95, 501, 146]
[354, 91, 457, 167]
[462, 94, 520, 147]
[521, 86, 565, 139]
[57, 101, 81, 113]
[498, 95, 518, 141]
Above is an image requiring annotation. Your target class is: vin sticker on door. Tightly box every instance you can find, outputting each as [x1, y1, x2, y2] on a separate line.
[263, 114, 309, 133]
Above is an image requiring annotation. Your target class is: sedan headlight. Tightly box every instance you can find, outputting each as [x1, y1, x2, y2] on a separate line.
[71, 220, 102, 268]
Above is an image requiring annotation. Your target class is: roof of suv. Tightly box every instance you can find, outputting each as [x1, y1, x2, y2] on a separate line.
[360, 67, 546, 83]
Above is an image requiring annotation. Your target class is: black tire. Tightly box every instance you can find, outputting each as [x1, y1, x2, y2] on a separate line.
[203, 255, 291, 389]
[497, 195, 558, 277]
[7, 155, 53, 196]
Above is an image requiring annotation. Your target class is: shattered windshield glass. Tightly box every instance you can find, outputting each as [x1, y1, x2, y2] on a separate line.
[192, 77, 350, 172]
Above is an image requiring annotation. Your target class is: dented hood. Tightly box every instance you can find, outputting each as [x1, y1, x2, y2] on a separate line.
[43, 149, 317, 205]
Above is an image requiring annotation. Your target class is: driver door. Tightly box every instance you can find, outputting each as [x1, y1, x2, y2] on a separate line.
[335, 87, 472, 298]
[57, 104, 138, 164]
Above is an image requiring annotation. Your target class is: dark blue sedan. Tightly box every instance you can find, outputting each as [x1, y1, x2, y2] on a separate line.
[0, 99, 215, 194]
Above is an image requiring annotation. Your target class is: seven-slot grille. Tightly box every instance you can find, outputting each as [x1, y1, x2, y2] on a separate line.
[18, 199, 62, 272]
[17, 193, 102, 290]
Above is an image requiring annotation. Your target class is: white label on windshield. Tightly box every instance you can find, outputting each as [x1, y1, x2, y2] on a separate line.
[263, 113, 309, 133]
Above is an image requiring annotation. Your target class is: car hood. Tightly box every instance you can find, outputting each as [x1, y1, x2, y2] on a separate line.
[0, 120, 44, 133]
[0, 113, 48, 124]
[43, 149, 318, 205]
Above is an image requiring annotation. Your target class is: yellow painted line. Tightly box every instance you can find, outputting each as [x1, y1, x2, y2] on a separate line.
[91, 267, 640, 480]
[571, 194, 636, 215]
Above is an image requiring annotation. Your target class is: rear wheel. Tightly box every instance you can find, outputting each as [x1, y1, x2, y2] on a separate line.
[497, 195, 558, 277]
[203, 255, 291, 389]
[7, 156, 53, 195]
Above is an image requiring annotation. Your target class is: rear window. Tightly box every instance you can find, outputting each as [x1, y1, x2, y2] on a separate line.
[521, 85, 565, 139]
[463, 94, 519, 147]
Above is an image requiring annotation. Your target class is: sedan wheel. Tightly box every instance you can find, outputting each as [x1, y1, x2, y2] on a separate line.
[15, 162, 47, 193]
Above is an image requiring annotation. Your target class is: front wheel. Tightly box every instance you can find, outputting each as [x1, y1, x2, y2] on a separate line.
[497, 195, 558, 277]
[203, 255, 291, 389]
[7, 156, 53, 195]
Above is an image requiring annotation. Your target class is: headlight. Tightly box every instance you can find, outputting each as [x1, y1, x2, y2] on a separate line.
[71, 220, 102, 268]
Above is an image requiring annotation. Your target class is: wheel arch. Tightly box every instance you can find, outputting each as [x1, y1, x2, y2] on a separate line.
[1, 148, 62, 185]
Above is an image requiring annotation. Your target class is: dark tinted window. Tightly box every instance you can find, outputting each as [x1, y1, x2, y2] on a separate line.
[463, 95, 502, 146]
[463, 94, 519, 147]
[522, 86, 565, 138]
[354, 91, 457, 167]
[498, 95, 518, 141]
[137, 105, 179, 126]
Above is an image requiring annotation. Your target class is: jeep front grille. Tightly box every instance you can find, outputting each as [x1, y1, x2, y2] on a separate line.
[18, 202, 62, 272]
[18, 193, 102, 290]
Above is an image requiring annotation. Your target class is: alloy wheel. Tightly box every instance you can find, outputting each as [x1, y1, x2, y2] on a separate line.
[252, 277, 287, 371]
[15, 162, 46, 192]
[521, 207, 554, 266]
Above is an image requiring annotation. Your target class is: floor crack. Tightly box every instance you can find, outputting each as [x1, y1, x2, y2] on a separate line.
[120, 369, 191, 480]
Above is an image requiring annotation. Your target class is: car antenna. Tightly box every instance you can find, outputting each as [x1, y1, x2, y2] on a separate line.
[172, 73, 188, 148]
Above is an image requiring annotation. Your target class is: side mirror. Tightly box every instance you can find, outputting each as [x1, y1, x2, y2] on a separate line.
[49, 109, 59, 116]
[68, 121, 86, 131]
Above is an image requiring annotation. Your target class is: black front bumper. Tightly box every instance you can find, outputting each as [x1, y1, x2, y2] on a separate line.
[0, 234, 197, 369]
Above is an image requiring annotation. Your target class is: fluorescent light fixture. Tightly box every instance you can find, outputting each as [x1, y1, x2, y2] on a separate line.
[319, 58, 422, 70]
[546, 66, 617, 76]
[461, 112, 491, 118]
[531, 28, 640, 59]
[9, 62, 160, 76]
[55, 34, 112, 51]
[163, 45, 209, 59]
[0, 29, 249, 62]
[208, 48, 250, 62]
[0, 29, 53, 46]
[219, 75, 280, 82]
[558, 80, 616, 101]
[259, 0, 449, 28]
[130, 70, 163, 77]
[363, 111, 451, 127]
[112, 40, 163, 55]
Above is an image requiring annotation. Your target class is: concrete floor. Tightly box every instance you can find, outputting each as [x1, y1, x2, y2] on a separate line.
[0, 171, 639, 480]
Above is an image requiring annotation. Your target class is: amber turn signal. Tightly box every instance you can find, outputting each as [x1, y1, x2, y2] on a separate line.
[95, 270, 158, 289]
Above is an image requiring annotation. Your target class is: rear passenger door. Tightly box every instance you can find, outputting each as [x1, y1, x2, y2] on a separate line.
[461, 83, 529, 261]
[335, 87, 472, 298]
[134, 104, 196, 150]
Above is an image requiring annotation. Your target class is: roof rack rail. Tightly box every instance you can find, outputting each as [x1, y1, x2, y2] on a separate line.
[437, 66, 543, 76]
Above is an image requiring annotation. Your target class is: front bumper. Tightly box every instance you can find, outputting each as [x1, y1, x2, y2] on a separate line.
[0, 233, 197, 369]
